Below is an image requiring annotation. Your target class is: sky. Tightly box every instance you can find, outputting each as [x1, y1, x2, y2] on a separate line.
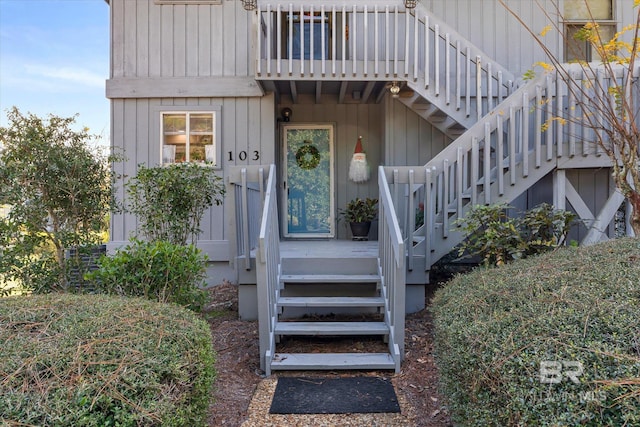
[0, 0, 110, 141]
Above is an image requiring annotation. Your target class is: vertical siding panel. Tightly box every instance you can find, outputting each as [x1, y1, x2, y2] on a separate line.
[236, 98, 250, 164]
[223, 98, 237, 165]
[211, 5, 223, 75]
[236, 8, 250, 75]
[198, 5, 211, 76]
[186, 5, 199, 77]
[259, 94, 276, 164]
[111, 99, 126, 242]
[223, 3, 237, 76]
[173, 5, 186, 77]
[136, 0, 149, 77]
[248, 99, 262, 165]
[149, 1, 161, 77]
[111, 0, 125, 78]
[406, 111, 420, 167]
[123, 100, 139, 239]
[161, 5, 173, 76]
[123, 0, 137, 76]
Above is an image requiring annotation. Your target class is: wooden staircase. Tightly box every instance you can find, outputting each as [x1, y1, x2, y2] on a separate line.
[269, 254, 399, 373]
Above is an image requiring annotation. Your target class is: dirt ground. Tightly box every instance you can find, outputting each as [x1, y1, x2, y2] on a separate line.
[205, 281, 453, 427]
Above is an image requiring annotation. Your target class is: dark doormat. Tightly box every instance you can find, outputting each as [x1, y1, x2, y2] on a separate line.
[269, 376, 401, 414]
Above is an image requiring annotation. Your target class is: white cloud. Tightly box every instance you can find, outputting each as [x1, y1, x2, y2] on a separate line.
[24, 64, 106, 89]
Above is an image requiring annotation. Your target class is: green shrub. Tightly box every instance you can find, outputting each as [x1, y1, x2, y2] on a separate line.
[432, 238, 640, 426]
[455, 203, 576, 266]
[127, 163, 225, 245]
[0, 293, 215, 426]
[86, 240, 208, 311]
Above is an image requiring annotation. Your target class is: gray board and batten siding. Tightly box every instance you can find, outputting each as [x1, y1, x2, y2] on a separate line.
[107, 0, 633, 283]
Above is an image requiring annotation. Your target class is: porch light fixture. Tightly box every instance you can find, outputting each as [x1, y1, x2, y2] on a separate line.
[240, 0, 256, 11]
[404, 0, 417, 9]
[281, 107, 292, 122]
[389, 81, 400, 98]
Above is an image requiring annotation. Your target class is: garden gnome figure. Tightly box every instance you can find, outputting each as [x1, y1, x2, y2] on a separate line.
[348, 136, 370, 183]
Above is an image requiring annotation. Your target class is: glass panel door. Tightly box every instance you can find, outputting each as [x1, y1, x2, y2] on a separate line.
[283, 124, 334, 238]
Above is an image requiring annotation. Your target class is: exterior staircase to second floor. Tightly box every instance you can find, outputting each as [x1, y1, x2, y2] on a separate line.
[255, 1, 516, 139]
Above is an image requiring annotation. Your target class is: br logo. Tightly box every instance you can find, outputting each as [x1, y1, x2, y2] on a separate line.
[539, 361, 584, 384]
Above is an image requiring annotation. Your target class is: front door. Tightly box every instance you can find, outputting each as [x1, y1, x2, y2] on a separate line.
[283, 124, 334, 238]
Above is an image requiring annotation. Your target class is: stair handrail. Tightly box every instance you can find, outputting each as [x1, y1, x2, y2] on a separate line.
[378, 166, 406, 370]
[255, 164, 280, 375]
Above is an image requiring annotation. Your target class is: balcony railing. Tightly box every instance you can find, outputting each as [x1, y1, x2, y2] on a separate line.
[255, 1, 515, 120]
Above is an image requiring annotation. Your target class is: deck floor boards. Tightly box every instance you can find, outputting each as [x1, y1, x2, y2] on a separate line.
[280, 240, 378, 258]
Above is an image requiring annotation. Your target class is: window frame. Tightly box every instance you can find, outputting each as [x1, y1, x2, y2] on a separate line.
[563, 0, 617, 62]
[157, 106, 222, 170]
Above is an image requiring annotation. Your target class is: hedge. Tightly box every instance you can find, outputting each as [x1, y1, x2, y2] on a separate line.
[432, 238, 640, 426]
[0, 294, 216, 426]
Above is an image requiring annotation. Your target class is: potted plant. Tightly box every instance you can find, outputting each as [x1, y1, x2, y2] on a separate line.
[339, 197, 378, 240]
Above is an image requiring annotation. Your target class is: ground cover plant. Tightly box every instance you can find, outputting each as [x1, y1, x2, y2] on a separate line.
[432, 238, 640, 426]
[0, 293, 216, 426]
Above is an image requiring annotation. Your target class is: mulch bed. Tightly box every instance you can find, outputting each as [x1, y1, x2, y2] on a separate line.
[205, 281, 453, 427]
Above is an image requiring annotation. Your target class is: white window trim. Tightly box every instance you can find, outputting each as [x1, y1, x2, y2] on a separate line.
[155, 106, 222, 170]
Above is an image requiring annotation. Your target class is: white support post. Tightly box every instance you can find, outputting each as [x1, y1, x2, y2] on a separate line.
[553, 169, 566, 211]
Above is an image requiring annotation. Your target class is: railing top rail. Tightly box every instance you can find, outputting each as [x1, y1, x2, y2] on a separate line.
[378, 166, 405, 268]
[228, 165, 270, 184]
[258, 0, 403, 9]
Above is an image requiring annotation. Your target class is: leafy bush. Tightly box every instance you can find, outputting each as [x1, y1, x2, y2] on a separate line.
[0, 293, 216, 426]
[127, 163, 225, 245]
[0, 107, 118, 292]
[86, 240, 208, 311]
[432, 238, 640, 426]
[455, 203, 576, 266]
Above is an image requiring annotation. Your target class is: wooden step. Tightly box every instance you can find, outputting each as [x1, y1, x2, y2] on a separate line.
[280, 274, 380, 284]
[277, 296, 385, 308]
[270, 352, 396, 370]
[275, 321, 389, 335]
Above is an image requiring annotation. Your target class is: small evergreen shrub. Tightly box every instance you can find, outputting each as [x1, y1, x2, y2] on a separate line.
[0, 293, 216, 426]
[432, 238, 640, 426]
[87, 240, 208, 311]
[455, 203, 576, 266]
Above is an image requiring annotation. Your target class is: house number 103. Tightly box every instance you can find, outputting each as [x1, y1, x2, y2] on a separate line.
[228, 150, 260, 161]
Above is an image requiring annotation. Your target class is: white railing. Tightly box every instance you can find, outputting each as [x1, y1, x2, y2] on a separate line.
[378, 166, 406, 370]
[227, 166, 269, 270]
[384, 64, 631, 271]
[254, 165, 280, 375]
[255, 1, 514, 123]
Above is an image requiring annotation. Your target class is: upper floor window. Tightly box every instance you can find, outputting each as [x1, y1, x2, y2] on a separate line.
[564, 0, 616, 62]
[161, 111, 219, 168]
[284, 12, 331, 60]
